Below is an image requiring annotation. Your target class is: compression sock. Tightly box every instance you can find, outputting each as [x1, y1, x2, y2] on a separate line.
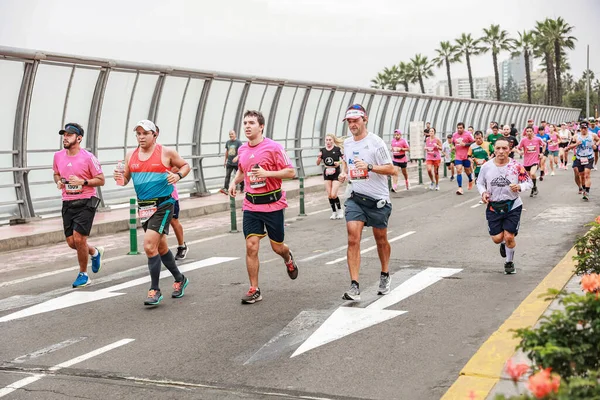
[329, 198, 336, 212]
[532, 178, 537, 188]
[334, 197, 341, 210]
[468, 173, 473, 182]
[148, 255, 162, 290]
[160, 250, 184, 282]
[506, 246, 515, 262]
[457, 174, 463, 187]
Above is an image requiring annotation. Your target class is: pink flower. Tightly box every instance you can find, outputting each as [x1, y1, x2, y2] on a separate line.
[581, 273, 600, 293]
[595, 215, 600, 224]
[505, 359, 529, 382]
[528, 368, 560, 399]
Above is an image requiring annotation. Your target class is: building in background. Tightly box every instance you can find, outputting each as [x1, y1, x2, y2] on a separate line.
[434, 76, 495, 100]
[500, 54, 533, 91]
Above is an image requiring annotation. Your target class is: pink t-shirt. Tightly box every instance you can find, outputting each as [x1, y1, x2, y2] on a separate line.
[523, 125, 539, 136]
[238, 137, 293, 212]
[53, 149, 103, 201]
[391, 138, 409, 162]
[518, 137, 544, 167]
[547, 133, 559, 152]
[452, 132, 474, 161]
[425, 137, 441, 161]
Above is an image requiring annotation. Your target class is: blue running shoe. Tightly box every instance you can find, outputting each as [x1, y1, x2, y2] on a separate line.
[72, 272, 90, 288]
[91, 246, 104, 274]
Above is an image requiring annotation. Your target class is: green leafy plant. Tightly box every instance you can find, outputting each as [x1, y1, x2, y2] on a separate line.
[573, 222, 600, 275]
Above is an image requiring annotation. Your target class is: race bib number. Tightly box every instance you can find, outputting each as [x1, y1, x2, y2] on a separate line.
[526, 145, 536, 152]
[476, 159, 485, 165]
[580, 157, 589, 165]
[426, 146, 434, 153]
[392, 147, 401, 156]
[349, 167, 368, 181]
[138, 204, 157, 224]
[65, 184, 83, 195]
[325, 167, 336, 176]
[247, 172, 266, 189]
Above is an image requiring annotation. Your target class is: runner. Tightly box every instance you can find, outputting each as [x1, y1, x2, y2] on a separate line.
[452, 122, 475, 195]
[523, 118, 539, 136]
[518, 126, 544, 197]
[390, 129, 410, 190]
[221, 130, 243, 194]
[53, 123, 105, 288]
[546, 124, 560, 176]
[567, 121, 597, 200]
[588, 118, 600, 169]
[317, 133, 344, 220]
[558, 122, 571, 169]
[487, 124, 503, 150]
[113, 119, 191, 305]
[468, 131, 492, 181]
[425, 127, 443, 190]
[337, 104, 395, 300]
[501, 125, 519, 158]
[535, 125, 550, 181]
[477, 137, 533, 275]
[441, 134, 455, 181]
[228, 110, 298, 304]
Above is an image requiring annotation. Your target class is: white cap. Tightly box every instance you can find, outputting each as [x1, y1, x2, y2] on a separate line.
[342, 109, 366, 121]
[133, 120, 157, 132]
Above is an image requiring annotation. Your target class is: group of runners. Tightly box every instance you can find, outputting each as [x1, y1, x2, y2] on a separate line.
[53, 106, 598, 305]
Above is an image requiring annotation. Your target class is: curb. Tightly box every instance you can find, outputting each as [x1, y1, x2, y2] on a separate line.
[0, 183, 325, 253]
[441, 246, 577, 400]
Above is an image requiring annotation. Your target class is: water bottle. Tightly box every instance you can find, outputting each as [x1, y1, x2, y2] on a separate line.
[116, 160, 125, 186]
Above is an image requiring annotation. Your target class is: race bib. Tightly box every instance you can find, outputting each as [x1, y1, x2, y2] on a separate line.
[349, 167, 368, 181]
[325, 167, 336, 176]
[476, 159, 485, 165]
[138, 204, 157, 224]
[526, 145, 536, 152]
[247, 171, 266, 189]
[426, 146, 434, 153]
[580, 157, 589, 165]
[65, 184, 83, 195]
[392, 148, 401, 156]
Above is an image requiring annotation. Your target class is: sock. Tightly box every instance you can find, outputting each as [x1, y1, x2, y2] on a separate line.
[148, 254, 162, 290]
[506, 247, 515, 262]
[334, 197, 341, 210]
[457, 174, 463, 187]
[329, 198, 336, 212]
[351, 280, 359, 288]
[381, 272, 389, 277]
[81, 272, 88, 276]
[532, 178, 537, 188]
[468, 174, 473, 182]
[92, 248, 99, 257]
[160, 250, 184, 282]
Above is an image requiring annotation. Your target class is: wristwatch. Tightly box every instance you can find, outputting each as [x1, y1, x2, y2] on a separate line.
[83, 179, 88, 186]
[176, 172, 183, 180]
[367, 164, 373, 172]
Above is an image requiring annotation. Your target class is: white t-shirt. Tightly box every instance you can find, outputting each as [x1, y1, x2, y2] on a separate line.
[559, 129, 570, 143]
[343, 132, 393, 201]
[441, 142, 452, 162]
[476, 158, 533, 211]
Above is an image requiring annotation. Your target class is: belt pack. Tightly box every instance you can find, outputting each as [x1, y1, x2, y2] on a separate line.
[351, 192, 387, 209]
[489, 199, 515, 214]
[138, 196, 173, 209]
[64, 196, 101, 209]
[245, 189, 282, 205]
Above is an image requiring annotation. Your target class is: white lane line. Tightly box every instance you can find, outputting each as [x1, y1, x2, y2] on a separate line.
[299, 238, 371, 263]
[0, 338, 135, 398]
[470, 202, 484, 208]
[0, 233, 230, 289]
[325, 231, 416, 265]
[12, 337, 87, 363]
[453, 197, 479, 208]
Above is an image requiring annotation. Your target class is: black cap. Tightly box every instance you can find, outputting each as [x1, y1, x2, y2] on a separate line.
[59, 123, 84, 136]
[580, 122, 589, 129]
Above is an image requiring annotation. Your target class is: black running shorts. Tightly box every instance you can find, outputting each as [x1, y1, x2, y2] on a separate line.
[243, 210, 285, 243]
[393, 161, 407, 168]
[62, 200, 96, 237]
[486, 205, 522, 236]
[173, 200, 180, 219]
[142, 201, 174, 235]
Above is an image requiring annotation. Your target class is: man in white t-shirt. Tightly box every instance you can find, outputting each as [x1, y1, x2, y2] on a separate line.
[338, 104, 395, 301]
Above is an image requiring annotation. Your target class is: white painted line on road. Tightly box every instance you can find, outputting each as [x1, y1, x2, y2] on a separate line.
[325, 231, 415, 265]
[12, 337, 87, 363]
[299, 238, 371, 263]
[453, 197, 479, 208]
[0, 338, 134, 398]
[470, 202, 484, 208]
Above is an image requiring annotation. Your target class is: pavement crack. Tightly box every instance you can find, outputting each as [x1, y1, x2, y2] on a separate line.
[18, 387, 92, 399]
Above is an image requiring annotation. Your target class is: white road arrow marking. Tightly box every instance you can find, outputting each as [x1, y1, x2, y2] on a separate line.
[0, 257, 237, 323]
[290, 267, 461, 357]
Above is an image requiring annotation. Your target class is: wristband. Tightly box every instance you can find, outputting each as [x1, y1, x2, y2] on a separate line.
[176, 172, 183, 180]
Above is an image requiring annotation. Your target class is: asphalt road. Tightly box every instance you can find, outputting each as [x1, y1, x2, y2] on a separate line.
[0, 170, 597, 400]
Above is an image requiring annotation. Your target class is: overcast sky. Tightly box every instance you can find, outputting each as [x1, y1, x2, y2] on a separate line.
[0, 0, 598, 88]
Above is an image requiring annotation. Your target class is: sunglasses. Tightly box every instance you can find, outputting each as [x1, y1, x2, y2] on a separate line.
[64, 124, 82, 135]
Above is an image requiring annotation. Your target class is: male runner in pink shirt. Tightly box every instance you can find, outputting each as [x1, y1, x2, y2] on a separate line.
[518, 126, 544, 197]
[228, 110, 298, 304]
[451, 122, 475, 195]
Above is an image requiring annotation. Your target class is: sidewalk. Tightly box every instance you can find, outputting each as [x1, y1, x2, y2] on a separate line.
[0, 162, 425, 253]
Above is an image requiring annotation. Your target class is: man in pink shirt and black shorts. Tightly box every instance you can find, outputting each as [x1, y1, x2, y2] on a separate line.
[228, 110, 299, 304]
[390, 129, 410, 191]
[53, 123, 105, 288]
[452, 122, 475, 195]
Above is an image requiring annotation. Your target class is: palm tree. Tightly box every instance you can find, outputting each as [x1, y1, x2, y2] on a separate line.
[533, 20, 557, 105]
[480, 24, 515, 101]
[455, 33, 483, 99]
[513, 30, 535, 104]
[544, 17, 576, 105]
[382, 65, 400, 90]
[370, 72, 387, 89]
[409, 54, 434, 94]
[397, 62, 412, 92]
[432, 41, 460, 96]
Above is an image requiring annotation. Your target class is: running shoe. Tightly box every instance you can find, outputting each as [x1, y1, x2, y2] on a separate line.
[72, 272, 90, 288]
[175, 243, 188, 260]
[539, 176, 544, 181]
[504, 262, 516, 275]
[343, 282, 361, 301]
[241, 287, 262, 304]
[594, 167, 598, 171]
[171, 275, 189, 298]
[550, 171, 555, 176]
[330, 212, 337, 220]
[450, 176, 455, 182]
[377, 274, 391, 295]
[391, 187, 397, 193]
[435, 185, 440, 191]
[335, 209, 344, 219]
[456, 188, 463, 195]
[285, 251, 298, 280]
[405, 181, 410, 190]
[533, 187, 538, 196]
[219, 188, 227, 195]
[91, 246, 104, 273]
[530, 190, 534, 197]
[578, 187, 584, 194]
[144, 289, 163, 305]
[468, 180, 474, 190]
[429, 182, 435, 190]
[499, 242, 506, 258]
[392, 184, 398, 192]
[583, 192, 589, 201]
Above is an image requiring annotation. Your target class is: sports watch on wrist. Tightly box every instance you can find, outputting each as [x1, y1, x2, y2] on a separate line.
[83, 179, 88, 186]
[367, 164, 373, 172]
[176, 172, 183, 180]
